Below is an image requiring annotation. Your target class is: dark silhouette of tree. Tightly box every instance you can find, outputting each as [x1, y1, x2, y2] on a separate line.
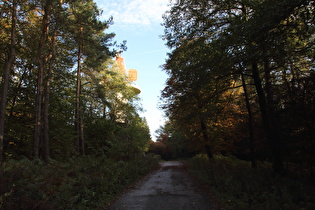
[0, 0, 16, 162]
[161, 0, 315, 175]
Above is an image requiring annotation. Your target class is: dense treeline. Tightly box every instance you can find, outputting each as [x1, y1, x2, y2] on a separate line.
[0, 1, 155, 208]
[0, 0, 151, 161]
[159, 0, 315, 175]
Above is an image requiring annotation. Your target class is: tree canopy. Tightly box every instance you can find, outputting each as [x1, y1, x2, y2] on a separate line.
[160, 0, 315, 175]
[0, 0, 150, 161]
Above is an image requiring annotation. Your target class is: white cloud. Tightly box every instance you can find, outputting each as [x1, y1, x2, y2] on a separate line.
[97, 0, 170, 26]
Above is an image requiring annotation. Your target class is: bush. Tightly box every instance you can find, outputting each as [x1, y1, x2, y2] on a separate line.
[0, 155, 159, 209]
[189, 154, 315, 210]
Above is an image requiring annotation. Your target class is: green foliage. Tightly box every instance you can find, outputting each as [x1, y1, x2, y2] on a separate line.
[190, 155, 315, 210]
[84, 111, 151, 159]
[0, 155, 159, 209]
[0, 0, 132, 160]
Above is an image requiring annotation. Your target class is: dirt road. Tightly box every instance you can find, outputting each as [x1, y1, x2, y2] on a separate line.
[108, 161, 216, 210]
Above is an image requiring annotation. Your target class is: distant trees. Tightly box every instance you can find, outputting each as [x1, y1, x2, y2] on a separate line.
[161, 0, 315, 174]
[151, 121, 191, 160]
[0, 0, 150, 161]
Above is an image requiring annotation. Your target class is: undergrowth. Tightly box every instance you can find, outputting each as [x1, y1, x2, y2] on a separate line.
[190, 154, 315, 210]
[0, 155, 160, 209]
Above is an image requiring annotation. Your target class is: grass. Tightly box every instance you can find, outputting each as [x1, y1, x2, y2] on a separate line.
[0, 154, 160, 209]
[189, 154, 315, 210]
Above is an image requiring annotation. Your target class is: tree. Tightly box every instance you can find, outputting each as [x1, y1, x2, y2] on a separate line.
[34, 0, 53, 160]
[154, 121, 192, 159]
[161, 19, 243, 156]
[0, 0, 123, 160]
[82, 57, 150, 158]
[0, 0, 16, 162]
[67, 0, 114, 155]
[162, 0, 315, 174]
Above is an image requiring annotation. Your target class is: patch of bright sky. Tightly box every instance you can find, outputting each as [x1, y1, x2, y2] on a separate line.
[95, 0, 173, 140]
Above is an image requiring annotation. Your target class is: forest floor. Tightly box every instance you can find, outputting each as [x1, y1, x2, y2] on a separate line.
[107, 161, 224, 210]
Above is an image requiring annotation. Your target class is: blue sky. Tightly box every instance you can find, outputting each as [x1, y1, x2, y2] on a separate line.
[95, 0, 172, 140]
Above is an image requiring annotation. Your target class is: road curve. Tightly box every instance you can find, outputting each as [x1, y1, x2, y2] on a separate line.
[107, 161, 214, 210]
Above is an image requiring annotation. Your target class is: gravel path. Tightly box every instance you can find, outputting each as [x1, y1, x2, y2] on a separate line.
[107, 161, 215, 210]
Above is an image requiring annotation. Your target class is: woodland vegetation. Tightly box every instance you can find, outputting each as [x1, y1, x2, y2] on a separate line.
[150, 0, 315, 208]
[0, 0, 157, 208]
[150, 0, 315, 209]
[155, 0, 315, 175]
[0, 0, 151, 161]
[190, 154, 315, 209]
[1, 0, 315, 209]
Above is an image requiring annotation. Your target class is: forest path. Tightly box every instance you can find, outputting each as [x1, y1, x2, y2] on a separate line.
[107, 161, 216, 210]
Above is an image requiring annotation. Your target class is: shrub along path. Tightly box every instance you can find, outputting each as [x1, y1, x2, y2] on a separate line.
[108, 161, 222, 210]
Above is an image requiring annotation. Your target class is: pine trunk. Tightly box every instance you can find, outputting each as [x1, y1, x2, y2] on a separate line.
[34, 0, 51, 159]
[75, 27, 84, 155]
[0, 0, 16, 162]
[43, 31, 56, 162]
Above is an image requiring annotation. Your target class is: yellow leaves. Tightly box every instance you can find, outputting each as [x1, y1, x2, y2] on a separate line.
[0, 12, 12, 43]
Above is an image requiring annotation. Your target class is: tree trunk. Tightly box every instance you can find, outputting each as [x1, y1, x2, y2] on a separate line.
[75, 27, 84, 155]
[75, 46, 81, 154]
[0, 0, 17, 162]
[43, 30, 56, 162]
[199, 108, 213, 158]
[34, 0, 51, 159]
[264, 59, 275, 120]
[252, 61, 285, 174]
[80, 106, 85, 155]
[43, 75, 51, 162]
[200, 117, 213, 159]
[241, 70, 256, 168]
[251, 62, 270, 127]
[194, 94, 214, 159]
